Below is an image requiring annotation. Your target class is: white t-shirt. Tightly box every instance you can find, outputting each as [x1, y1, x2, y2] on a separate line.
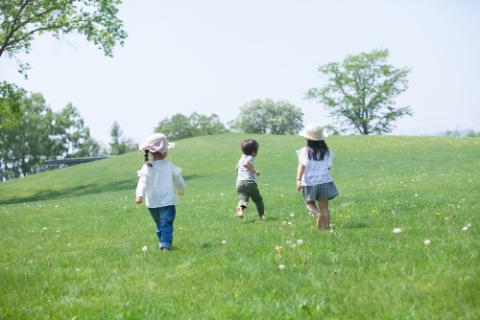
[297, 147, 334, 186]
[135, 160, 185, 208]
[236, 155, 256, 182]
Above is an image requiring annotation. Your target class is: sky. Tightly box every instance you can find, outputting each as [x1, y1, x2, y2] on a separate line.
[1, 0, 479, 144]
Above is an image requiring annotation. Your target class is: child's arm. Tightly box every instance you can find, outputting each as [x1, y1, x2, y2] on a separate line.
[173, 167, 186, 196]
[296, 163, 305, 191]
[135, 178, 146, 204]
[243, 163, 260, 176]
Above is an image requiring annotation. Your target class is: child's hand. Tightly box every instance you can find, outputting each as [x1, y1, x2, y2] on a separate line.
[178, 191, 184, 196]
[296, 180, 302, 192]
[135, 196, 143, 204]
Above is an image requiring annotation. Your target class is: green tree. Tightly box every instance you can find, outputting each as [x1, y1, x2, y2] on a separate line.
[230, 99, 303, 135]
[0, 81, 22, 132]
[307, 49, 412, 135]
[109, 121, 137, 155]
[155, 112, 228, 141]
[0, 86, 101, 180]
[0, 0, 127, 74]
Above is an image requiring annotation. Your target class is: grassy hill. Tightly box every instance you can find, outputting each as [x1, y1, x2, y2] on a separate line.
[1, 134, 479, 319]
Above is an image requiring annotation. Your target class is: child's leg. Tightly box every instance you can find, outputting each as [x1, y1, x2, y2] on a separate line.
[318, 199, 330, 229]
[236, 182, 250, 218]
[305, 201, 319, 219]
[159, 205, 176, 249]
[249, 183, 264, 218]
[148, 207, 162, 242]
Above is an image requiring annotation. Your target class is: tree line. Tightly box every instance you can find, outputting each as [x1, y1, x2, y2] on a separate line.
[1, 0, 416, 181]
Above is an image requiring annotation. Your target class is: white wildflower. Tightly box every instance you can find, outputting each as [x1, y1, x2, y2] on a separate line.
[290, 213, 295, 217]
[221, 240, 227, 245]
[462, 226, 468, 231]
[392, 227, 402, 234]
[296, 239, 304, 246]
[466, 223, 472, 228]
[142, 246, 148, 252]
[278, 264, 285, 270]
[424, 239, 431, 245]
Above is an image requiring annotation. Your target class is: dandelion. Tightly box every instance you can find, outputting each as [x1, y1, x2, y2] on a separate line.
[221, 240, 227, 245]
[42, 227, 47, 231]
[142, 246, 148, 252]
[274, 245, 282, 253]
[392, 227, 402, 234]
[278, 264, 286, 270]
[462, 226, 469, 231]
[296, 239, 304, 246]
[424, 239, 431, 245]
[290, 213, 295, 217]
[287, 222, 292, 226]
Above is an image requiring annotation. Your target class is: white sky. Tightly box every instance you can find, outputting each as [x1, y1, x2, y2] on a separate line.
[1, 0, 479, 144]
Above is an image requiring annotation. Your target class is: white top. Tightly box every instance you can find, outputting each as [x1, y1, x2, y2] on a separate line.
[297, 147, 334, 186]
[135, 160, 185, 208]
[236, 155, 256, 182]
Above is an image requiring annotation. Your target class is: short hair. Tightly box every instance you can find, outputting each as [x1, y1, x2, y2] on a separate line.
[241, 139, 259, 155]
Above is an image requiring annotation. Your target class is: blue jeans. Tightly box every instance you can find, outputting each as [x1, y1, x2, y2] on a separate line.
[148, 205, 176, 249]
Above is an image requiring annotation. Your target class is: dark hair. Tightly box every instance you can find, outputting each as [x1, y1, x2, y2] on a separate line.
[307, 140, 329, 161]
[241, 139, 259, 155]
[144, 150, 153, 167]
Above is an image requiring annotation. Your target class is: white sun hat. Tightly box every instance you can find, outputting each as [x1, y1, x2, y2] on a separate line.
[299, 123, 329, 141]
[139, 133, 175, 154]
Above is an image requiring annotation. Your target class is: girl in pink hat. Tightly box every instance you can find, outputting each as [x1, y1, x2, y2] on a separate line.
[135, 133, 185, 250]
[296, 123, 338, 229]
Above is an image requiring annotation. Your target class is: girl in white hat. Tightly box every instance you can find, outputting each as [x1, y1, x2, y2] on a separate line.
[135, 133, 185, 250]
[296, 123, 338, 229]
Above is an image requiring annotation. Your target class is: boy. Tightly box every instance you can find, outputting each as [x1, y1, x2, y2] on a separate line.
[235, 139, 264, 221]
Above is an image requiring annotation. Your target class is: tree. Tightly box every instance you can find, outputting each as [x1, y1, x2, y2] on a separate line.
[155, 112, 228, 141]
[0, 81, 22, 130]
[229, 99, 303, 135]
[307, 49, 412, 135]
[0, 0, 127, 74]
[109, 121, 137, 155]
[0, 86, 101, 180]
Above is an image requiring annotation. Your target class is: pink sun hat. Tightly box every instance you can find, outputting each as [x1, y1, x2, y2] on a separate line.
[139, 133, 176, 154]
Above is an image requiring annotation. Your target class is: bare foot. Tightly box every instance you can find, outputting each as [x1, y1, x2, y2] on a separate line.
[236, 206, 244, 219]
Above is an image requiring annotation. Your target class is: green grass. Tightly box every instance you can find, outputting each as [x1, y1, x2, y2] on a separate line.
[1, 134, 479, 319]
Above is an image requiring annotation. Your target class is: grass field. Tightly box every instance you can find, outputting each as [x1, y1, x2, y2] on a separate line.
[0, 134, 479, 319]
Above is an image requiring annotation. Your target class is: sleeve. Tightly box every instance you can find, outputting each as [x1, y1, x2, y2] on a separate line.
[244, 155, 253, 165]
[135, 165, 148, 197]
[296, 148, 308, 166]
[327, 151, 334, 168]
[172, 166, 185, 193]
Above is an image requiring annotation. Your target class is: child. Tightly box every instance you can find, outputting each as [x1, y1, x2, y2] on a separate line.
[235, 139, 264, 221]
[296, 123, 338, 229]
[135, 133, 185, 250]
